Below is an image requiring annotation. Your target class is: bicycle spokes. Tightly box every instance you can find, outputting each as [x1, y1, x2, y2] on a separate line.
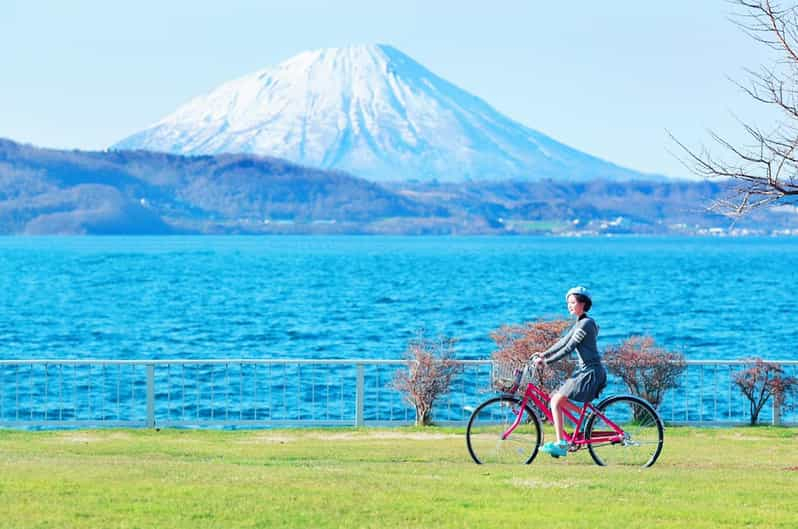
[466, 396, 542, 464]
[585, 396, 664, 467]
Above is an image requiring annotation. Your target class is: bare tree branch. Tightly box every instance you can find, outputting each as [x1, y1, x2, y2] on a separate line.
[674, 1, 798, 215]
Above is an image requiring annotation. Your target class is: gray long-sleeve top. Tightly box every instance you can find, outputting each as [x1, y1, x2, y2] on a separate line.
[542, 314, 601, 368]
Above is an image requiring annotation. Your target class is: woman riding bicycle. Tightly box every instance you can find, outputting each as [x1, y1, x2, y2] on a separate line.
[533, 286, 607, 458]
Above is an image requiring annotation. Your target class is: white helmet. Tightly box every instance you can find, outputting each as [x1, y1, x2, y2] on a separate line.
[565, 286, 591, 301]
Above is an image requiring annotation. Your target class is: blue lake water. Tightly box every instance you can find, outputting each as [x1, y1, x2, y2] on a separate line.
[1, 235, 797, 362]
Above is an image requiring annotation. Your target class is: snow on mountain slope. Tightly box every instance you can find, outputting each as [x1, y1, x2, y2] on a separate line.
[114, 44, 656, 183]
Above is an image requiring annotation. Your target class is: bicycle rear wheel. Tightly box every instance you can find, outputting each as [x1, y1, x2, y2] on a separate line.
[466, 396, 541, 464]
[585, 395, 664, 467]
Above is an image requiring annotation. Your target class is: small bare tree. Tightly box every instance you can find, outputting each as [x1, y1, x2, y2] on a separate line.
[392, 334, 462, 426]
[674, 0, 798, 216]
[603, 336, 686, 411]
[734, 358, 798, 424]
[490, 319, 574, 393]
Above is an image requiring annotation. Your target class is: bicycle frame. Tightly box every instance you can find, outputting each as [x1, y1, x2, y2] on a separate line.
[502, 382, 625, 447]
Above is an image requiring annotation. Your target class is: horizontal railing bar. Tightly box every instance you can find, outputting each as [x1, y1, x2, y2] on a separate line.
[0, 359, 491, 366]
[0, 421, 147, 427]
[682, 360, 798, 366]
[3, 420, 796, 428]
[155, 420, 379, 428]
[0, 359, 796, 366]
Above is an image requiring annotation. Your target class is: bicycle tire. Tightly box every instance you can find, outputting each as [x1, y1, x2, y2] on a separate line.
[466, 396, 541, 464]
[585, 395, 664, 468]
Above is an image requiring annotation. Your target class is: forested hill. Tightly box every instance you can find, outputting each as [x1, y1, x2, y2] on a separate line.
[0, 139, 438, 234]
[0, 139, 794, 235]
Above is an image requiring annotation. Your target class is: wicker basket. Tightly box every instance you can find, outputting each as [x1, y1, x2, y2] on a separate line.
[491, 362, 534, 393]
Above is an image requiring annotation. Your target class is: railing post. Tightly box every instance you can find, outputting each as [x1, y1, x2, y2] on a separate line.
[146, 364, 155, 429]
[772, 394, 782, 426]
[355, 363, 365, 427]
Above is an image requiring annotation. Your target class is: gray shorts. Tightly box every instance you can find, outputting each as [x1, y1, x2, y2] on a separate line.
[557, 365, 607, 403]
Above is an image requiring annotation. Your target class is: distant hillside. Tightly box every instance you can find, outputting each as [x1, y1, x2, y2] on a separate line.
[0, 139, 440, 234]
[386, 180, 747, 234]
[1, 138, 796, 235]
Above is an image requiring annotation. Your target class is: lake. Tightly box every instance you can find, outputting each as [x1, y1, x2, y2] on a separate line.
[1, 236, 796, 361]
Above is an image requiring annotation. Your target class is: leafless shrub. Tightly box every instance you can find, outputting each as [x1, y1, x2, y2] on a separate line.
[392, 333, 462, 426]
[734, 357, 798, 424]
[604, 336, 687, 411]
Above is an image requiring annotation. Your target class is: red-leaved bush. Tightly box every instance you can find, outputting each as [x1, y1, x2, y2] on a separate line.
[734, 358, 798, 425]
[603, 336, 686, 410]
[490, 319, 574, 392]
[392, 334, 462, 426]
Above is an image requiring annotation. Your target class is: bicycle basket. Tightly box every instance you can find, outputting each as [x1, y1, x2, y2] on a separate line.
[491, 362, 533, 393]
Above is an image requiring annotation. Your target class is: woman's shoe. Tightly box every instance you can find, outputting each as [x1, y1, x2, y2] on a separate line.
[541, 440, 568, 458]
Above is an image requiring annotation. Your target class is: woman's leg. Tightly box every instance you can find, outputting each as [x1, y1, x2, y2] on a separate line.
[550, 392, 565, 443]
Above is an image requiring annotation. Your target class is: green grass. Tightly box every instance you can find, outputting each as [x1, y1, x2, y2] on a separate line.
[1, 426, 797, 528]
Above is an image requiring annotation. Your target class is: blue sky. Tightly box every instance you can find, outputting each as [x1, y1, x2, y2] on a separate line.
[0, 0, 778, 178]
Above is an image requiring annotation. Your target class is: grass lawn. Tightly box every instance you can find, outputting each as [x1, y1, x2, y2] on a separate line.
[1, 426, 796, 529]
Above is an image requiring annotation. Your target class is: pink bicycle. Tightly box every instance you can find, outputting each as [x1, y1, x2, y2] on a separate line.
[466, 362, 664, 467]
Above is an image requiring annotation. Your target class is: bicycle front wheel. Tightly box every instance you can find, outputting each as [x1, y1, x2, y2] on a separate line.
[585, 395, 664, 467]
[466, 396, 541, 464]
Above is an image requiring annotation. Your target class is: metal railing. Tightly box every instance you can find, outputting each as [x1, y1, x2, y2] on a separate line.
[657, 360, 798, 426]
[0, 359, 795, 428]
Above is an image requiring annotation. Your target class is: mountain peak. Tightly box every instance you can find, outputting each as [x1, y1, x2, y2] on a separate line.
[266, 44, 419, 83]
[278, 44, 390, 66]
[113, 45, 652, 182]
[284, 44, 404, 61]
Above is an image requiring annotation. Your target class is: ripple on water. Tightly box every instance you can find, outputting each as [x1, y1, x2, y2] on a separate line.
[0, 236, 796, 361]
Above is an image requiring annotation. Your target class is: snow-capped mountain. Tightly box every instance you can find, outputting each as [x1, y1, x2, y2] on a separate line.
[114, 44, 655, 183]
